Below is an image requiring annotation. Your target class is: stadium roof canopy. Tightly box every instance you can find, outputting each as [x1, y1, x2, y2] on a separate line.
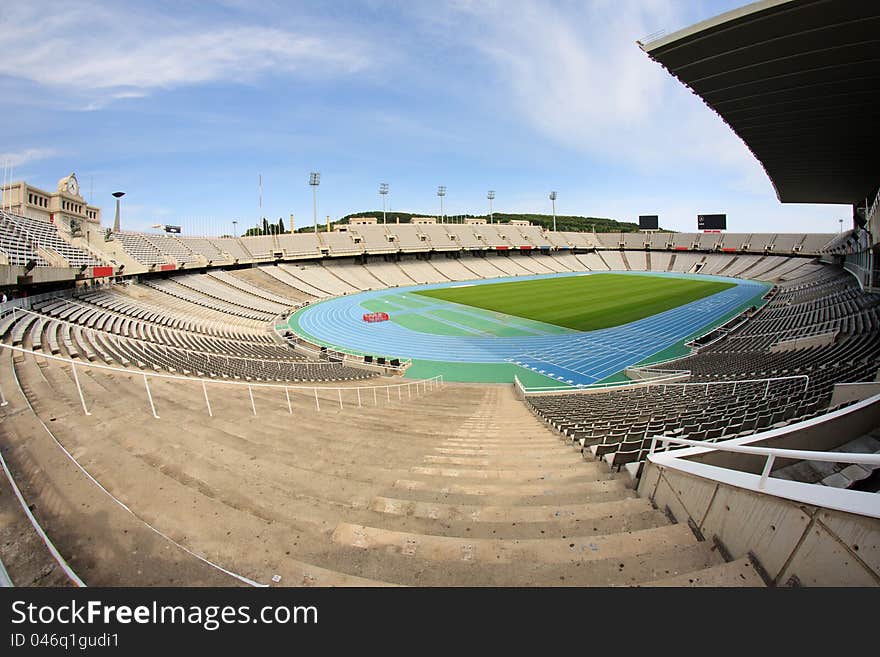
[639, 0, 880, 206]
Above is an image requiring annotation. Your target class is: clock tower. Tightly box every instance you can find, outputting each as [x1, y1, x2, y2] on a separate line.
[57, 173, 81, 198]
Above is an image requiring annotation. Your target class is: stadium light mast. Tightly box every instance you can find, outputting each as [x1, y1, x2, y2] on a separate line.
[487, 190, 495, 224]
[437, 185, 446, 224]
[379, 183, 389, 224]
[549, 191, 557, 232]
[232, 220, 237, 237]
[309, 172, 321, 233]
[839, 218, 844, 233]
[112, 191, 125, 232]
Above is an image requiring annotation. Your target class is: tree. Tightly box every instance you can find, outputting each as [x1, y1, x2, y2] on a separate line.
[278, 217, 285, 234]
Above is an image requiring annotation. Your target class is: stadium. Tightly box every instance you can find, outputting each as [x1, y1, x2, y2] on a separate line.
[0, 0, 878, 589]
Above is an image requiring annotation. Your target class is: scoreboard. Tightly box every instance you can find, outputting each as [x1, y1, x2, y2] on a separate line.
[638, 215, 659, 230]
[697, 214, 726, 230]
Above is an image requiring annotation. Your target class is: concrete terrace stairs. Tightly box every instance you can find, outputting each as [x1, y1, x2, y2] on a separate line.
[0, 349, 763, 586]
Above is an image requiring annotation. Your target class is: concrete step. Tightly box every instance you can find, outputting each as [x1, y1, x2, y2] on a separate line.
[332, 521, 698, 564]
[370, 495, 655, 523]
[392, 477, 621, 499]
[306, 540, 725, 586]
[407, 464, 607, 482]
[643, 557, 765, 587]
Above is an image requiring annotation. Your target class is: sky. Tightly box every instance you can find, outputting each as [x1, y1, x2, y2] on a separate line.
[0, 0, 850, 236]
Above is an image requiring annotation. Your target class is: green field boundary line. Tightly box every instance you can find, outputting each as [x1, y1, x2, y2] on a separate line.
[415, 273, 736, 332]
[594, 282, 772, 383]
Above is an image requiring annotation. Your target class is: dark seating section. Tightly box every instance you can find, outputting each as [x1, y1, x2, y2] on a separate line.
[526, 265, 880, 476]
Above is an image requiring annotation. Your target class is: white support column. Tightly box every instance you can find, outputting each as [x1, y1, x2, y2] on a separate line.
[0, 381, 7, 407]
[373, 387, 378, 406]
[357, 388, 361, 407]
[248, 385, 256, 416]
[143, 374, 159, 419]
[202, 379, 212, 417]
[285, 387, 292, 415]
[70, 363, 91, 416]
[759, 454, 776, 490]
[338, 388, 343, 409]
[314, 388, 320, 411]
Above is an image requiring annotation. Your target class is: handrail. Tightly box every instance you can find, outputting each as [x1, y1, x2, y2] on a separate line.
[517, 370, 689, 394]
[0, 557, 11, 587]
[0, 425, 86, 586]
[648, 433, 880, 491]
[518, 372, 807, 396]
[0, 341, 439, 395]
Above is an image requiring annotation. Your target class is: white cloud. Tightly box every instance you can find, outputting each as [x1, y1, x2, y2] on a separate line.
[433, 1, 779, 197]
[0, 2, 373, 104]
[0, 148, 58, 168]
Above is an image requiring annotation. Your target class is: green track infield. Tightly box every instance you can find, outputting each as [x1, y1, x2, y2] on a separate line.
[415, 273, 736, 331]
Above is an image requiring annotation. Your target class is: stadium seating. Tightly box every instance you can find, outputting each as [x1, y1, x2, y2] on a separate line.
[0, 211, 105, 268]
[113, 232, 170, 266]
[526, 266, 880, 480]
[0, 283, 374, 383]
[0, 216, 871, 587]
[0, 358, 762, 586]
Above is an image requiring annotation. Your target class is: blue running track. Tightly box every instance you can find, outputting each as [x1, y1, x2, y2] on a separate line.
[289, 271, 768, 386]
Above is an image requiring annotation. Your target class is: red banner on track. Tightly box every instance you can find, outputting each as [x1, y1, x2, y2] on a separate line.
[363, 312, 389, 323]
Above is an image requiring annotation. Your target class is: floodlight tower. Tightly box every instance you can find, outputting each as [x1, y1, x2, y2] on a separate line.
[232, 220, 238, 237]
[309, 172, 321, 233]
[112, 192, 125, 232]
[487, 190, 495, 224]
[379, 183, 389, 224]
[437, 185, 446, 223]
[549, 191, 557, 232]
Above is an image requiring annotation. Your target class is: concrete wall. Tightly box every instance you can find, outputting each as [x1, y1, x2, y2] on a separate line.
[639, 464, 880, 586]
[769, 330, 837, 353]
[831, 382, 880, 407]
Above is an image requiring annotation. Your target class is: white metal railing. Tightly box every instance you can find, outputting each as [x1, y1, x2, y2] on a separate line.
[517, 372, 807, 397]
[515, 369, 690, 395]
[0, 557, 11, 587]
[0, 429, 85, 587]
[645, 393, 880, 519]
[648, 434, 880, 491]
[0, 342, 442, 419]
[627, 366, 691, 378]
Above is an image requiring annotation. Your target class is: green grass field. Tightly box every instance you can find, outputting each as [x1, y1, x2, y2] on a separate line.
[414, 273, 735, 332]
